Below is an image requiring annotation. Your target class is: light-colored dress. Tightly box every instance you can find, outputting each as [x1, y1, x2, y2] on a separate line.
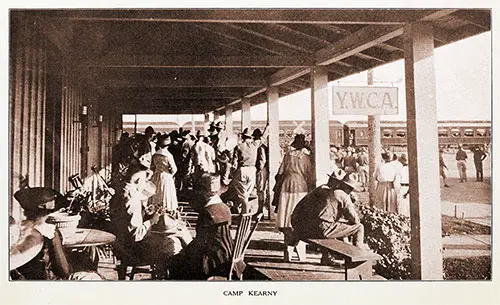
[276, 148, 313, 229]
[150, 147, 178, 211]
[373, 161, 401, 213]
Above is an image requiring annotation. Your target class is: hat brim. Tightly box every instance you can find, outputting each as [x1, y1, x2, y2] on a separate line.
[343, 181, 362, 192]
[10, 224, 44, 270]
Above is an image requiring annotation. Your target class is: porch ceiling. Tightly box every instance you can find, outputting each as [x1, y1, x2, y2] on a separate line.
[14, 9, 490, 114]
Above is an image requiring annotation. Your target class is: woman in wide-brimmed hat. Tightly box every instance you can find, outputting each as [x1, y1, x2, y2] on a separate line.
[275, 133, 314, 260]
[10, 188, 102, 280]
[150, 133, 178, 212]
[168, 173, 241, 280]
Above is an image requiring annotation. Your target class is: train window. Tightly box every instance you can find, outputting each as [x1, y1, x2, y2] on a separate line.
[383, 129, 392, 138]
[464, 129, 474, 137]
[279, 130, 285, 136]
[438, 129, 448, 137]
[396, 129, 406, 138]
[337, 130, 342, 138]
[451, 129, 460, 137]
[359, 130, 365, 137]
[476, 129, 486, 137]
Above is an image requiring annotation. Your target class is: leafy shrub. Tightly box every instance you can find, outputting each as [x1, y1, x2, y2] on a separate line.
[359, 205, 412, 279]
[443, 256, 491, 280]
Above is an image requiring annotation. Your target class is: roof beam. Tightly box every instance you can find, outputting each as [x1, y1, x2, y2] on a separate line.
[227, 24, 316, 54]
[96, 74, 267, 88]
[194, 24, 283, 55]
[451, 10, 491, 30]
[269, 25, 402, 85]
[55, 9, 444, 25]
[81, 55, 313, 68]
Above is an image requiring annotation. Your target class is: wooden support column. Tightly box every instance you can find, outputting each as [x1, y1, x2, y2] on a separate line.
[241, 98, 251, 130]
[404, 22, 443, 280]
[225, 105, 233, 134]
[310, 66, 330, 186]
[367, 69, 381, 206]
[267, 86, 280, 220]
[203, 112, 210, 135]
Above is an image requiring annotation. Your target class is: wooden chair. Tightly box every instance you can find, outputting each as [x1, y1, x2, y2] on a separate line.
[229, 212, 263, 280]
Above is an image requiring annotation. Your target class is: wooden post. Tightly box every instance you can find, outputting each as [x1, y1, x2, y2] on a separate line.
[404, 22, 443, 280]
[203, 112, 210, 135]
[241, 98, 251, 130]
[267, 86, 280, 220]
[225, 105, 233, 134]
[367, 69, 381, 206]
[310, 66, 330, 186]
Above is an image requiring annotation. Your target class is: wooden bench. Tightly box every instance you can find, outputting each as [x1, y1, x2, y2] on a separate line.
[304, 238, 381, 280]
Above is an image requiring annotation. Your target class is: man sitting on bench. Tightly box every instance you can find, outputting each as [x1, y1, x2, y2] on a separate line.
[290, 170, 370, 264]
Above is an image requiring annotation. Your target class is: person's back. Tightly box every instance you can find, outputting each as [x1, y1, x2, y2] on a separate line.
[291, 185, 337, 238]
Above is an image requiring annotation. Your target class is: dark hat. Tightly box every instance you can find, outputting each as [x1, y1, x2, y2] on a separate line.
[327, 169, 346, 187]
[252, 128, 263, 139]
[14, 187, 65, 213]
[215, 121, 225, 129]
[145, 126, 155, 135]
[291, 134, 306, 149]
[241, 128, 253, 139]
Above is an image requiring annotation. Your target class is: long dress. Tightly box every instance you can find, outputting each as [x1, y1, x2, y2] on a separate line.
[373, 161, 401, 213]
[276, 148, 313, 230]
[150, 148, 178, 211]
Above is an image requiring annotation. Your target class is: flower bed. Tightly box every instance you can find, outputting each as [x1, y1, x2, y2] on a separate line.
[359, 205, 491, 280]
[359, 205, 412, 279]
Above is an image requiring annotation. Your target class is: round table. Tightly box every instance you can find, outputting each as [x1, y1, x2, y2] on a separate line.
[63, 228, 115, 248]
[63, 228, 116, 271]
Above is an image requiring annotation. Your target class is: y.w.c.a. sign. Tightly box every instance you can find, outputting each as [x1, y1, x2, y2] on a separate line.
[332, 86, 398, 115]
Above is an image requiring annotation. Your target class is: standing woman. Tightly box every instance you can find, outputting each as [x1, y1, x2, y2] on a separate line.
[150, 133, 178, 212]
[373, 152, 401, 213]
[276, 134, 314, 261]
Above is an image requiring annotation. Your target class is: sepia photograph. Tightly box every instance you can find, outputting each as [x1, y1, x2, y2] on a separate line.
[4, 4, 496, 305]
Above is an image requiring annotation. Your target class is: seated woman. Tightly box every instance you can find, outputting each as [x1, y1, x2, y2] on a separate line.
[168, 173, 243, 280]
[10, 187, 101, 280]
[109, 161, 184, 279]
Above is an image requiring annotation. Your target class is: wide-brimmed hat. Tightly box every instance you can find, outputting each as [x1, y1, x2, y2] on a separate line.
[157, 134, 171, 148]
[14, 187, 66, 214]
[241, 128, 253, 139]
[252, 128, 263, 139]
[342, 173, 362, 192]
[145, 126, 155, 135]
[291, 134, 306, 149]
[10, 222, 44, 270]
[327, 169, 346, 187]
[215, 121, 225, 129]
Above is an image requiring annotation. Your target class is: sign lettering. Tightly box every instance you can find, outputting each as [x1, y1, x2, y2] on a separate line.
[332, 86, 398, 115]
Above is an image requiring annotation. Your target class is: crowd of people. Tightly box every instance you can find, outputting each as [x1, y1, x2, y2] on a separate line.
[10, 119, 489, 280]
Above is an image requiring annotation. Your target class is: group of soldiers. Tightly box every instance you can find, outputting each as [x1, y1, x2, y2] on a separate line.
[111, 120, 270, 215]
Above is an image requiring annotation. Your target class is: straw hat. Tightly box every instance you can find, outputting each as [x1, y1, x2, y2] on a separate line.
[10, 223, 44, 270]
[342, 173, 362, 192]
